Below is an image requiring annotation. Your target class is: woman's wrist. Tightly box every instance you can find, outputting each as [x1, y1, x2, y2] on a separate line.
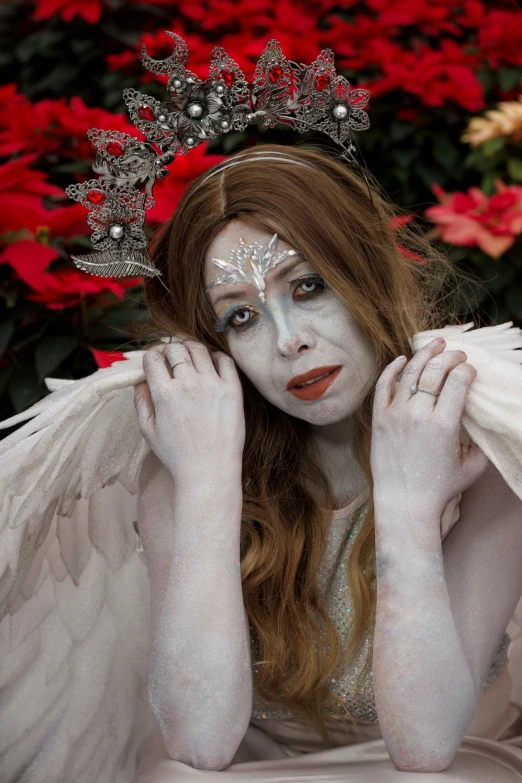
[373, 493, 444, 555]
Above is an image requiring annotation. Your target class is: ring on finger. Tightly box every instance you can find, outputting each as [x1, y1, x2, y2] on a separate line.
[163, 343, 193, 373]
[410, 378, 440, 397]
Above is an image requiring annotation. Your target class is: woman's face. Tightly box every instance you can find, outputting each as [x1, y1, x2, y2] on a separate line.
[203, 219, 378, 427]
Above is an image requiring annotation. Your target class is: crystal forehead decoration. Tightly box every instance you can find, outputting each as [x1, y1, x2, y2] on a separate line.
[65, 31, 371, 286]
[206, 233, 302, 302]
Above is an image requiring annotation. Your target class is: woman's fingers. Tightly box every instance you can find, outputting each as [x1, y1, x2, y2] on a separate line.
[211, 350, 241, 383]
[165, 340, 214, 375]
[140, 348, 177, 410]
[392, 338, 446, 404]
[432, 361, 477, 423]
[134, 379, 155, 435]
[373, 355, 408, 417]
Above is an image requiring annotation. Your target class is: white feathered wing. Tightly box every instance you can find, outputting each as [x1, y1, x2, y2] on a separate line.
[0, 348, 162, 783]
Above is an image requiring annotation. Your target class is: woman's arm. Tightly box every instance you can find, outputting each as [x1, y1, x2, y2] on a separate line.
[137, 454, 252, 771]
[372, 500, 478, 773]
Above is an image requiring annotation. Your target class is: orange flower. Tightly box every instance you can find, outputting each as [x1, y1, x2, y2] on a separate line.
[461, 95, 522, 147]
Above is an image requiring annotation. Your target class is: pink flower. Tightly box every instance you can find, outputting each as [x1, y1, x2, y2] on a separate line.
[425, 181, 522, 258]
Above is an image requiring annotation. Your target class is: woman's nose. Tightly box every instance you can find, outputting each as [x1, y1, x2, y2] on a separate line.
[273, 318, 315, 356]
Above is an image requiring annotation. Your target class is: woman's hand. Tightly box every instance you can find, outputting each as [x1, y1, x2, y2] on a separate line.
[133, 339, 246, 480]
[370, 336, 490, 520]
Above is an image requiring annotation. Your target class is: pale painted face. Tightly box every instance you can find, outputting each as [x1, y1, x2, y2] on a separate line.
[204, 219, 378, 427]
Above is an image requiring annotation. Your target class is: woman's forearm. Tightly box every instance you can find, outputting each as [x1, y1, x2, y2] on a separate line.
[142, 469, 252, 771]
[372, 501, 478, 772]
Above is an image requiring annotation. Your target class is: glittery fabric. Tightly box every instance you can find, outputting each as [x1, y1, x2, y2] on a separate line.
[250, 494, 511, 722]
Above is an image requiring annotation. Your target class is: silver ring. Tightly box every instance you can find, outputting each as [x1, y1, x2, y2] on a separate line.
[170, 359, 192, 371]
[410, 381, 440, 397]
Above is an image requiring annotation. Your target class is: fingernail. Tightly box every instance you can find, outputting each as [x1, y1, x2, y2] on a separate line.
[434, 337, 445, 344]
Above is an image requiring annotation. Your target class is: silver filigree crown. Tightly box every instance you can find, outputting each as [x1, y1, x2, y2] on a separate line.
[65, 31, 371, 284]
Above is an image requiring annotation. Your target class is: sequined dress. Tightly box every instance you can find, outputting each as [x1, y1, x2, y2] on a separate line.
[249, 486, 511, 723]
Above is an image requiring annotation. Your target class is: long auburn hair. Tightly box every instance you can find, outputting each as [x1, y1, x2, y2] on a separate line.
[138, 142, 481, 748]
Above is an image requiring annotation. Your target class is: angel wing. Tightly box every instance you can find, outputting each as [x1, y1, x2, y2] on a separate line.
[408, 321, 522, 503]
[0, 346, 166, 782]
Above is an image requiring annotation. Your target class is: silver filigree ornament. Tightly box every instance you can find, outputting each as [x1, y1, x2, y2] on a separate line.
[206, 233, 304, 303]
[65, 31, 371, 288]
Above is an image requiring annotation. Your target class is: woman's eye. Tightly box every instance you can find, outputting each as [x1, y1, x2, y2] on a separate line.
[214, 275, 326, 333]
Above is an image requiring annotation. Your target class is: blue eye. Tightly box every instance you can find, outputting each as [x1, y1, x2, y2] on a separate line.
[214, 274, 327, 333]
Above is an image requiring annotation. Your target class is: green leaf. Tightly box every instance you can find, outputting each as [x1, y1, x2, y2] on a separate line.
[415, 162, 441, 189]
[481, 137, 505, 157]
[507, 158, 522, 182]
[0, 320, 14, 360]
[390, 121, 414, 142]
[52, 162, 92, 174]
[480, 260, 516, 293]
[506, 287, 522, 320]
[498, 69, 522, 92]
[67, 235, 93, 249]
[481, 171, 499, 196]
[7, 366, 47, 414]
[10, 326, 49, 353]
[393, 147, 417, 167]
[31, 62, 78, 94]
[0, 365, 14, 397]
[220, 131, 248, 155]
[34, 334, 79, 384]
[432, 137, 460, 173]
[476, 68, 496, 92]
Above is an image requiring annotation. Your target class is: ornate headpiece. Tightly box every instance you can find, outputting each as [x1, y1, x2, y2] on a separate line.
[207, 232, 304, 304]
[65, 32, 371, 290]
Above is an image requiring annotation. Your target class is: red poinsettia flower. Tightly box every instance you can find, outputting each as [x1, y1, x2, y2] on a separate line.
[0, 86, 138, 161]
[478, 9, 522, 69]
[1, 201, 87, 239]
[369, 39, 484, 112]
[0, 240, 142, 307]
[89, 347, 128, 368]
[32, 0, 104, 24]
[28, 261, 141, 309]
[0, 156, 64, 234]
[362, 0, 462, 37]
[0, 85, 34, 157]
[425, 181, 522, 258]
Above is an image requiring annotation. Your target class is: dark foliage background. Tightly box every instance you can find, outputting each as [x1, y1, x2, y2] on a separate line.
[1, 0, 521, 426]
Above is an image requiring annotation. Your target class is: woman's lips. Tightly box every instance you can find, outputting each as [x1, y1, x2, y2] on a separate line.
[287, 366, 342, 401]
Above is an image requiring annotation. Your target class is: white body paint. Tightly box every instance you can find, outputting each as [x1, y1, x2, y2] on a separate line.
[204, 219, 377, 507]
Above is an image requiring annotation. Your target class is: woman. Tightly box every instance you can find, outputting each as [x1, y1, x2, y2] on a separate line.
[1, 143, 522, 783]
[131, 143, 522, 778]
